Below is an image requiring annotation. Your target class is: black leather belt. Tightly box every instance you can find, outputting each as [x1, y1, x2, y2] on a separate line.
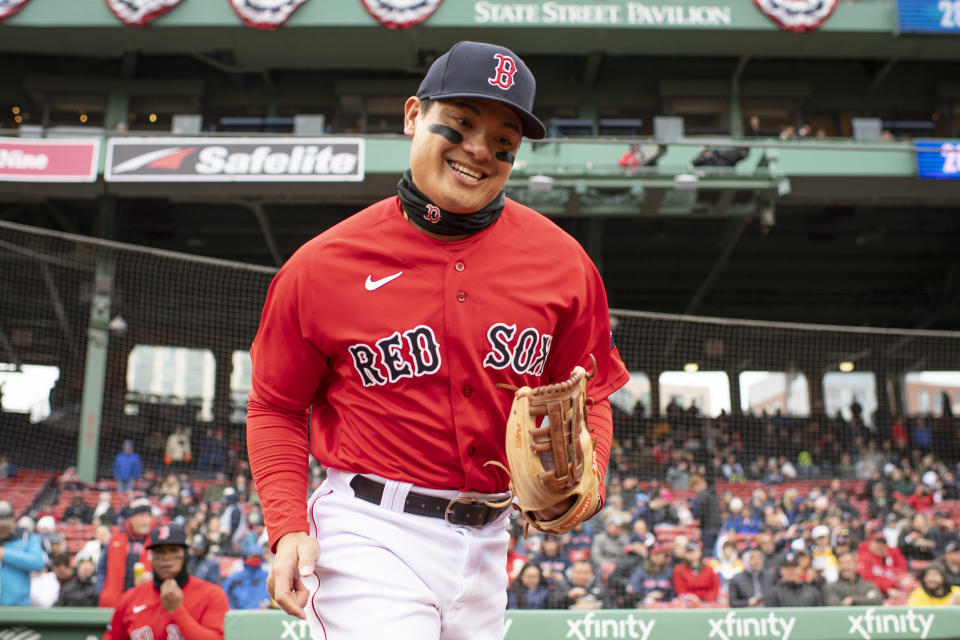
[350, 475, 510, 527]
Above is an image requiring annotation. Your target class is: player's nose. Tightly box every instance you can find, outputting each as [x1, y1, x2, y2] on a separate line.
[460, 130, 494, 163]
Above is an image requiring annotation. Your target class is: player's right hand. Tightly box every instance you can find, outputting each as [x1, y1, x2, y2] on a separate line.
[267, 531, 319, 620]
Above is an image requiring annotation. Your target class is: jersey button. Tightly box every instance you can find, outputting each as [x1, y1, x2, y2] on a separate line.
[455, 261, 465, 272]
[467, 446, 476, 457]
[456, 291, 466, 302]
[462, 385, 472, 396]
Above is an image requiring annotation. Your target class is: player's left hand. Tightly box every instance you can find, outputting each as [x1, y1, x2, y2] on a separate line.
[160, 578, 183, 612]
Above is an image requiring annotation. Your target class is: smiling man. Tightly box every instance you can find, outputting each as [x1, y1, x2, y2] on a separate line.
[104, 524, 228, 640]
[247, 41, 629, 640]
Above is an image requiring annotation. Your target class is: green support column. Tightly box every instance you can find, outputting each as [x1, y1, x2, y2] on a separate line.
[77, 198, 117, 483]
[730, 56, 749, 137]
[729, 91, 743, 137]
[105, 91, 130, 131]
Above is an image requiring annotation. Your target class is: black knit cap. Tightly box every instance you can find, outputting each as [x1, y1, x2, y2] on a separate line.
[417, 41, 546, 140]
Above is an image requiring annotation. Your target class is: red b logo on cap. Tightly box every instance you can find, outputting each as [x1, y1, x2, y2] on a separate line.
[488, 53, 517, 90]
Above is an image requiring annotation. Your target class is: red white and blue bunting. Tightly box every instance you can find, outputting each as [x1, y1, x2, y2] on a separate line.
[228, 0, 310, 30]
[104, 0, 185, 27]
[0, 0, 32, 23]
[359, 0, 444, 29]
[752, 0, 840, 33]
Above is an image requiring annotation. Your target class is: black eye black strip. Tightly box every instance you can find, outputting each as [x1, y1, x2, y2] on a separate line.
[428, 124, 463, 143]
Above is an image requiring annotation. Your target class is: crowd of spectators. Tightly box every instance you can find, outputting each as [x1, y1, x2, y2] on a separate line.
[3, 399, 960, 613]
[502, 399, 960, 610]
[0, 445, 274, 610]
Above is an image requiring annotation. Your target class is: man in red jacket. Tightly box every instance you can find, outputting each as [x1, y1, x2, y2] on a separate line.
[104, 523, 228, 640]
[857, 525, 907, 599]
[98, 497, 154, 608]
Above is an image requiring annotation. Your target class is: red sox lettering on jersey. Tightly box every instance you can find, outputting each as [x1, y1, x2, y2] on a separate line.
[488, 53, 518, 90]
[348, 322, 551, 387]
[248, 196, 630, 505]
[130, 624, 183, 640]
[482, 323, 551, 376]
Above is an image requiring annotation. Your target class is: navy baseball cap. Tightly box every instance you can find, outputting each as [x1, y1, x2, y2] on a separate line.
[148, 523, 189, 549]
[417, 41, 546, 140]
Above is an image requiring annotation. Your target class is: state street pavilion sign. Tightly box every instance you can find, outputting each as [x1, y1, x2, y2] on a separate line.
[105, 138, 364, 182]
[471, 1, 736, 26]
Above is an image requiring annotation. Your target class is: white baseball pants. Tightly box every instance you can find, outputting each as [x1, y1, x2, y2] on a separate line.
[301, 469, 511, 640]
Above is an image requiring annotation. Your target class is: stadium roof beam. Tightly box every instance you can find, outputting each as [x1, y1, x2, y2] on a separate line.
[192, 52, 274, 93]
[38, 261, 74, 352]
[41, 202, 81, 235]
[236, 200, 284, 268]
[22, 74, 204, 97]
[866, 57, 899, 97]
[683, 215, 752, 316]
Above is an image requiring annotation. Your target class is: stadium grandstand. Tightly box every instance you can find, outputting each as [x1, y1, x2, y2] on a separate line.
[2, 1, 960, 638]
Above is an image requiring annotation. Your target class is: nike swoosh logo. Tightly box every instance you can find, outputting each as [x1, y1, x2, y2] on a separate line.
[365, 271, 403, 291]
[132, 604, 147, 613]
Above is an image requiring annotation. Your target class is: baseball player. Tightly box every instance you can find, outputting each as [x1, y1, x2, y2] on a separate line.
[247, 41, 629, 640]
[103, 523, 229, 640]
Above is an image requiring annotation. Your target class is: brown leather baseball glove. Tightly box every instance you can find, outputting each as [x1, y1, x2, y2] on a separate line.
[488, 363, 600, 535]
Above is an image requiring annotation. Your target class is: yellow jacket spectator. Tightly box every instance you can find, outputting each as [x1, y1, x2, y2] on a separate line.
[908, 564, 960, 606]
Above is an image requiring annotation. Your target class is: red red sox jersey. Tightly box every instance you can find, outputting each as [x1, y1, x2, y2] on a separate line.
[247, 195, 629, 545]
[104, 577, 228, 640]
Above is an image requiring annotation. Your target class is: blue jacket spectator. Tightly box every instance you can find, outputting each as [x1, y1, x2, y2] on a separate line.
[722, 498, 763, 534]
[113, 440, 143, 492]
[0, 501, 47, 606]
[723, 514, 764, 535]
[222, 545, 270, 609]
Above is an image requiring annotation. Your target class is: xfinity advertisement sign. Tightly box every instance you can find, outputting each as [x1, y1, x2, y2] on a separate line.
[105, 137, 364, 182]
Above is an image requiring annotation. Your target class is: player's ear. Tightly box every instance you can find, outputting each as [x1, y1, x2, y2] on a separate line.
[403, 97, 422, 137]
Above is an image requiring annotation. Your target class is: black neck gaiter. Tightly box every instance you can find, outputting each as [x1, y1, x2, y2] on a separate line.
[153, 560, 190, 591]
[397, 170, 504, 237]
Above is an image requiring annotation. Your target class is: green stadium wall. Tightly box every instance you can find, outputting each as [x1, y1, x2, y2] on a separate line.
[1, 606, 958, 640]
